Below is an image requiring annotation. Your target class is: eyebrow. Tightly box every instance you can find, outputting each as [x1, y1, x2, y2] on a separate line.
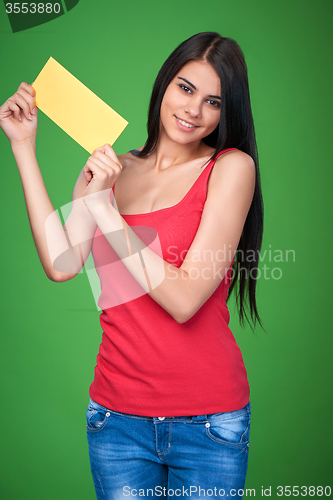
[178, 77, 221, 100]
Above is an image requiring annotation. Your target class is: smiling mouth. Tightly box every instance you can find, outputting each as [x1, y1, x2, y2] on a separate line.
[175, 116, 199, 128]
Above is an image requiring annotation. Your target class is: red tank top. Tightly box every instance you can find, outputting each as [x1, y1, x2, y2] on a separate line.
[89, 148, 250, 416]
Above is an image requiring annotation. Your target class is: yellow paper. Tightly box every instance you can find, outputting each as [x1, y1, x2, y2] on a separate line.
[32, 57, 128, 153]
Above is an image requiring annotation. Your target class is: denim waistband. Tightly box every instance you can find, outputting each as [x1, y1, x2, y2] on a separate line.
[89, 398, 251, 423]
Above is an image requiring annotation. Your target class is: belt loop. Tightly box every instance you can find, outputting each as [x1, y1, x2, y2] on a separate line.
[191, 414, 208, 421]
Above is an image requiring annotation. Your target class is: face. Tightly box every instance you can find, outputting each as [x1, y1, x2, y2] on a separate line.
[159, 60, 221, 146]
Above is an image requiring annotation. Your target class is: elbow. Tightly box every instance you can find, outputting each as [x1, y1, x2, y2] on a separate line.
[45, 254, 82, 282]
[172, 303, 197, 324]
[47, 273, 76, 283]
[45, 267, 77, 283]
[47, 273, 66, 283]
[169, 288, 203, 323]
[169, 271, 203, 323]
[174, 314, 190, 324]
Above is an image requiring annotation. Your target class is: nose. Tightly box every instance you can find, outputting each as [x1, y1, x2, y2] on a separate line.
[184, 96, 202, 118]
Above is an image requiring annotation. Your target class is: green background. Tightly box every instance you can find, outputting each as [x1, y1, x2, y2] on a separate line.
[0, 0, 332, 498]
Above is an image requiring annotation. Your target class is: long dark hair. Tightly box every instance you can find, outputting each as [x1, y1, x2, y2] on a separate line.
[138, 32, 264, 330]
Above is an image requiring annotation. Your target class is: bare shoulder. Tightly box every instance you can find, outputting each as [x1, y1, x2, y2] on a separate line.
[209, 150, 255, 189]
[215, 149, 255, 175]
[206, 149, 256, 207]
[118, 147, 145, 171]
[117, 151, 135, 169]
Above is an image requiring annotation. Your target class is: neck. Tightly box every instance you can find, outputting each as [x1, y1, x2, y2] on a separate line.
[151, 129, 213, 171]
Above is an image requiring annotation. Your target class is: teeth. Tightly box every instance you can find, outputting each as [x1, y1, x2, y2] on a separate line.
[178, 118, 196, 128]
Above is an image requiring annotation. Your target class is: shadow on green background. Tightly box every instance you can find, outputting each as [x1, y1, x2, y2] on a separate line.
[0, 0, 332, 498]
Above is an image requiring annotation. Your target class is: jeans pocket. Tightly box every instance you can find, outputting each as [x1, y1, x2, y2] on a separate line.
[205, 407, 251, 451]
[86, 400, 111, 433]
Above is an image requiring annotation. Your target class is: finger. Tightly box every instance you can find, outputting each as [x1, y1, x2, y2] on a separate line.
[86, 156, 117, 175]
[17, 87, 36, 115]
[10, 92, 32, 121]
[102, 144, 121, 165]
[83, 164, 93, 183]
[18, 82, 36, 99]
[84, 159, 110, 184]
[91, 149, 120, 170]
[5, 98, 23, 121]
[94, 144, 122, 167]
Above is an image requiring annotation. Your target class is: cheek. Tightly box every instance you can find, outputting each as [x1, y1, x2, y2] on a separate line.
[160, 92, 181, 128]
[162, 86, 184, 112]
[212, 109, 221, 127]
[206, 113, 220, 133]
[160, 92, 173, 118]
[159, 100, 167, 127]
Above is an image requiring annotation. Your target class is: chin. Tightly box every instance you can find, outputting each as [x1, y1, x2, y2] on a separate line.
[170, 128, 206, 145]
[172, 135, 201, 146]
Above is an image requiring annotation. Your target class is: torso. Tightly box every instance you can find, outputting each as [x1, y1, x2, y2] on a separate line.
[114, 147, 217, 215]
[90, 146, 251, 416]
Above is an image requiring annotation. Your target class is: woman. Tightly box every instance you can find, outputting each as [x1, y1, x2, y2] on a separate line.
[0, 32, 263, 499]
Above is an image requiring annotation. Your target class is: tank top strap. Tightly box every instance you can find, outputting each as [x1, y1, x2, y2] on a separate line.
[184, 148, 239, 206]
[203, 148, 239, 177]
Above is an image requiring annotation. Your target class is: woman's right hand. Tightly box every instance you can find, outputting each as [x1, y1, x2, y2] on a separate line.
[0, 82, 37, 146]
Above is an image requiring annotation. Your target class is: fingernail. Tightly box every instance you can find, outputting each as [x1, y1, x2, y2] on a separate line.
[31, 107, 36, 114]
[28, 113, 32, 121]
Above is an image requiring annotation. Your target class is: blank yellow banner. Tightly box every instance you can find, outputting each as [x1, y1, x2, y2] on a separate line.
[32, 57, 128, 153]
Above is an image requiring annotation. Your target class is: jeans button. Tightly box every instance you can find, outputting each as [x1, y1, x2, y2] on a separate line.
[205, 422, 210, 428]
[158, 417, 165, 421]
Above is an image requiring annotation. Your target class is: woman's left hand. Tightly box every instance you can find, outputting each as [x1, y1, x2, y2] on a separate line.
[83, 143, 122, 207]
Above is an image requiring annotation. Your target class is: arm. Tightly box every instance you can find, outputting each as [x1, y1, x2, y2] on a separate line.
[0, 82, 96, 282]
[44, 168, 98, 281]
[83, 145, 256, 323]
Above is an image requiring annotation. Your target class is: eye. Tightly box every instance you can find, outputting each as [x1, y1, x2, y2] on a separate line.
[178, 84, 193, 94]
[206, 99, 221, 108]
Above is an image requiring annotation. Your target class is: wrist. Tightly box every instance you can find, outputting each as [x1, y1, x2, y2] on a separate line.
[83, 188, 113, 211]
[11, 136, 36, 153]
[84, 194, 124, 231]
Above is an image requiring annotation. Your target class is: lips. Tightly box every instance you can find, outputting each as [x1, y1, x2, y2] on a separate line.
[175, 115, 200, 129]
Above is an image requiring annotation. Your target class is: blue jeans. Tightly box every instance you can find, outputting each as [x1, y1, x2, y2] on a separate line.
[86, 398, 251, 500]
